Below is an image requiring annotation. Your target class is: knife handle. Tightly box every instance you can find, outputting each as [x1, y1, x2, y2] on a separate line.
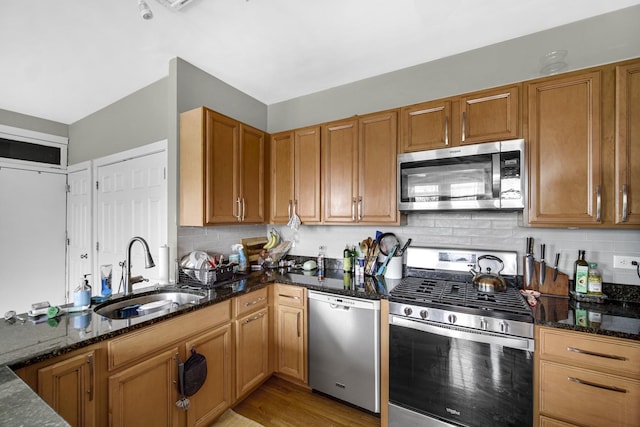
[540, 244, 546, 260]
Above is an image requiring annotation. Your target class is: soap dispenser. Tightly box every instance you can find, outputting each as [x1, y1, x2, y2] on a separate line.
[74, 274, 92, 307]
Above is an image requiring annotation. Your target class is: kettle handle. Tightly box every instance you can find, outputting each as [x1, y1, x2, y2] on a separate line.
[477, 254, 504, 274]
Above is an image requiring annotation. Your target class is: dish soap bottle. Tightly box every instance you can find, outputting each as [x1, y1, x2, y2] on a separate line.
[587, 262, 603, 296]
[573, 250, 589, 295]
[74, 274, 92, 307]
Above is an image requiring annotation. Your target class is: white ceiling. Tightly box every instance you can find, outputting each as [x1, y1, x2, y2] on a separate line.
[2, 0, 640, 125]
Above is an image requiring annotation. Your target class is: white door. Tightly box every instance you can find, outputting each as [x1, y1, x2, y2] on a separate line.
[0, 167, 67, 314]
[95, 146, 167, 293]
[66, 162, 92, 298]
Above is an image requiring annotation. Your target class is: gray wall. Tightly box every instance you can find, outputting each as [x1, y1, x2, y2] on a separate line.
[267, 4, 640, 132]
[0, 108, 68, 138]
[68, 78, 169, 164]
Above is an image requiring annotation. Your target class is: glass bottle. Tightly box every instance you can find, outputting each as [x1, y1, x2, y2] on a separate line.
[573, 250, 589, 294]
[587, 262, 603, 296]
[317, 246, 325, 272]
[343, 244, 352, 272]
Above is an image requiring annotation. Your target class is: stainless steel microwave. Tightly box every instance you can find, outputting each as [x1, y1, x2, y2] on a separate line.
[397, 139, 525, 211]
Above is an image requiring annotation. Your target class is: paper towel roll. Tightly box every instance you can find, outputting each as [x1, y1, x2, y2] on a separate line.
[158, 245, 170, 285]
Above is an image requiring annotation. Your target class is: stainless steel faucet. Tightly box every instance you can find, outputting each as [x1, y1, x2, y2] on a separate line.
[123, 236, 156, 295]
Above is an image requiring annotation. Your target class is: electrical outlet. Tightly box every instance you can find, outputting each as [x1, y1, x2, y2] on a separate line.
[613, 255, 640, 270]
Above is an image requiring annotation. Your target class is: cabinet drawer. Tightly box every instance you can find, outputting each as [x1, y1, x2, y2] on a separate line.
[539, 415, 578, 427]
[235, 287, 269, 317]
[538, 327, 640, 378]
[275, 284, 305, 307]
[539, 360, 640, 427]
[108, 301, 231, 370]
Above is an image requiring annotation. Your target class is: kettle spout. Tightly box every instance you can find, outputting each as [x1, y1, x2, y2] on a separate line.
[469, 267, 478, 279]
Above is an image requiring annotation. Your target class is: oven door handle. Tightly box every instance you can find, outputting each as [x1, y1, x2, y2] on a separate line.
[390, 315, 534, 352]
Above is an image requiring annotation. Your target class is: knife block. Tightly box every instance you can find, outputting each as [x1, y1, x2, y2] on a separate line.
[522, 257, 569, 296]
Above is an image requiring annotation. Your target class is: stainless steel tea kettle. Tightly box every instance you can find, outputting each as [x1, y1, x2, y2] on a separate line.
[469, 254, 507, 292]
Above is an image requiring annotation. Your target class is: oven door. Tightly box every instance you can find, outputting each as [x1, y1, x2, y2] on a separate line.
[389, 314, 534, 427]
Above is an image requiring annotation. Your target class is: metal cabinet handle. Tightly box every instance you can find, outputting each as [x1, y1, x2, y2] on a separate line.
[622, 184, 629, 223]
[595, 185, 601, 222]
[281, 294, 301, 300]
[462, 111, 466, 142]
[567, 346, 627, 361]
[297, 312, 301, 337]
[235, 198, 242, 221]
[86, 354, 94, 402]
[243, 312, 265, 324]
[444, 116, 449, 146]
[293, 199, 298, 217]
[241, 198, 246, 221]
[351, 198, 356, 221]
[288, 200, 292, 220]
[568, 376, 627, 393]
[357, 197, 362, 222]
[244, 296, 266, 307]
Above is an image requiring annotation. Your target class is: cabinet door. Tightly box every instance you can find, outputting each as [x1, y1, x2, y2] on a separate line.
[235, 306, 269, 399]
[322, 118, 359, 223]
[270, 131, 295, 224]
[184, 324, 232, 427]
[358, 111, 398, 224]
[460, 85, 520, 145]
[38, 351, 96, 427]
[276, 304, 306, 382]
[240, 124, 265, 223]
[205, 109, 240, 224]
[295, 126, 322, 223]
[615, 62, 640, 225]
[527, 71, 602, 226]
[400, 99, 452, 152]
[108, 348, 180, 427]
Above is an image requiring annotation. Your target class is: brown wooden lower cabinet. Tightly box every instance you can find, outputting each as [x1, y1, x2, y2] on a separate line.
[274, 284, 307, 383]
[37, 350, 96, 427]
[535, 326, 640, 427]
[108, 347, 180, 427]
[235, 306, 270, 399]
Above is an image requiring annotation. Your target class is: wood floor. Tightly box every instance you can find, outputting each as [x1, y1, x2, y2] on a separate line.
[233, 376, 381, 427]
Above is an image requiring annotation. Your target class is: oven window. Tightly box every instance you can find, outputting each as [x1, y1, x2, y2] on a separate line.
[389, 324, 533, 427]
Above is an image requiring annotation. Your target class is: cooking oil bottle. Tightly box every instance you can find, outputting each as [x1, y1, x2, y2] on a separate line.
[573, 250, 589, 295]
[587, 262, 603, 296]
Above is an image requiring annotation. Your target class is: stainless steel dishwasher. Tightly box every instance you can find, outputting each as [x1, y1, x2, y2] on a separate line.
[308, 290, 381, 413]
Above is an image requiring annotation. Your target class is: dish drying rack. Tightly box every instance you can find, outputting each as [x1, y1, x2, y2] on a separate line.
[178, 264, 236, 288]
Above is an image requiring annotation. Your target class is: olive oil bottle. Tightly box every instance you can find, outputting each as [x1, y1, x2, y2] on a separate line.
[573, 250, 589, 294]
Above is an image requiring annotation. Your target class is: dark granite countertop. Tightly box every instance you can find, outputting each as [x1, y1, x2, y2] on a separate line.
[532, 294, 640, 341]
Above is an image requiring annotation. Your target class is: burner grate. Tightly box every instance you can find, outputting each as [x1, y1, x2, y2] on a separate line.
[391, 276, 531, 315]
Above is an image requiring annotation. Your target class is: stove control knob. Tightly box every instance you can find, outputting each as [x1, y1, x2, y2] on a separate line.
[447, 314, 457, 324]
[500, 321, 509, 333]
[404, 307, 413, 316]
[420, 310, 428, 319]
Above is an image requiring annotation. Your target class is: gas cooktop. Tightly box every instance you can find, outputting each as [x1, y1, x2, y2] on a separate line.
[390, 276, 531, 316]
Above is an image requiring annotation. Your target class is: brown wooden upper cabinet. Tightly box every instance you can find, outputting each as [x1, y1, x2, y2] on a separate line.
[270, 126, 321, 224]
[322, 111, 399, 224]
[526, 71, 602, 226]
[400, 84, 520, 152]
[615, 61, 640, 226]
[180, 107, 265, 226]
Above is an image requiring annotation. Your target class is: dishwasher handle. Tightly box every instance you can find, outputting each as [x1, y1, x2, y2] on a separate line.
[330, 303, 350, 311]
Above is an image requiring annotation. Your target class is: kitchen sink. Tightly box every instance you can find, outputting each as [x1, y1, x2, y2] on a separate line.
[94, 289, 206, 320]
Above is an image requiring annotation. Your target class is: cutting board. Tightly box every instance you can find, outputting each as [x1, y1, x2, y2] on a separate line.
[241, 237, 267, 265]
[522, 257, 569, 296]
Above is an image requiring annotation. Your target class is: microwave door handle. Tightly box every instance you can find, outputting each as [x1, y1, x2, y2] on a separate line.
[492, 153, 501, 199]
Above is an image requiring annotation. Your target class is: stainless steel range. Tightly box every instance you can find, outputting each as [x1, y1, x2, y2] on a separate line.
[388, 246, 534, 427]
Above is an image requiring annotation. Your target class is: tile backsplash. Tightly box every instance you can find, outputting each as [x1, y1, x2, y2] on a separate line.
[178, 211, 640, 286]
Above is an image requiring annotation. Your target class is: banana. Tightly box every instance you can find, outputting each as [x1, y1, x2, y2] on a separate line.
[263, 232, 276, 249]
